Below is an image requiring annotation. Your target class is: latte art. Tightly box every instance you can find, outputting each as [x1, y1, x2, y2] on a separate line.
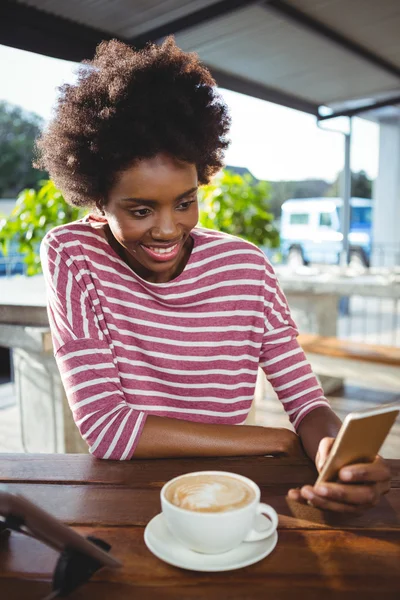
[165, 474, 256, 513]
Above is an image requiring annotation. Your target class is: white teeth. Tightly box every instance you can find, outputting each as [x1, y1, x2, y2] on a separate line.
[147, 244, 178, 255]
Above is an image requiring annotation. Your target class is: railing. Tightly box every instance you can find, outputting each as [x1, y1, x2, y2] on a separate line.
[370, 244, 400, 268]
[274, 254, 400, 349]
[338, 296, 400, 347]
[266, 243, 400, 269]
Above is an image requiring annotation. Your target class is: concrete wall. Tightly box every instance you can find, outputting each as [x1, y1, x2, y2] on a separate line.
[0, 325, 88, 454]
[372, 117, 400, 267]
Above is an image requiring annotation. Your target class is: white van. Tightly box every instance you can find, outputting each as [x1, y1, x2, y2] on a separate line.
[280, 197, 373, 267]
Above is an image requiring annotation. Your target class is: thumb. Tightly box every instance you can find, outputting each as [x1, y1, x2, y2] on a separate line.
[315, 437, 335, 472]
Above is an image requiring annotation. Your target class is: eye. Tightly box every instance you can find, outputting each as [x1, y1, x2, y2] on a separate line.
[130, 208, 151, 218]
[177, 198, 197, 211]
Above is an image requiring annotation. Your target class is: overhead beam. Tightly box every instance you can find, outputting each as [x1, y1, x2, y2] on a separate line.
[0, 0, 113, 62]
[0, 0, 259, 61]
[210, 68, 319, 115]
[318, 94, 400, 121]
[128, 0, 259, 49]
[0, 0, 320, 116]
[264, 0, 400, 80]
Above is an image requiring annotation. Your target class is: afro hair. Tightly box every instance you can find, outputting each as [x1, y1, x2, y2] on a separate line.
[34, 36, 231, 207]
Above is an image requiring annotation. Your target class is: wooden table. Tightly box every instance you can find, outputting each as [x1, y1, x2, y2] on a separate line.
[1, 454, 399, 599]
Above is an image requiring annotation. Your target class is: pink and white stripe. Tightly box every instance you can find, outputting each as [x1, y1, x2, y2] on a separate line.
[40, 218, 329, 460]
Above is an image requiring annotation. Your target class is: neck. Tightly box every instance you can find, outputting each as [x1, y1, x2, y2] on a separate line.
[105, 226, 194, 283]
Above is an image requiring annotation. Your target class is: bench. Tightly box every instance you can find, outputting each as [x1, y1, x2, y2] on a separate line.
[245, 335, 400, 426]
[298, 334, 400, 394]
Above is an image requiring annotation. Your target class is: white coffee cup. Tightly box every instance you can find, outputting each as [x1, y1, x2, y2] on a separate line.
[161, 470, 278, 554]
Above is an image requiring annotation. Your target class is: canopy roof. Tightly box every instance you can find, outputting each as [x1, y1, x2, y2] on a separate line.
[2, 0, 400, 119]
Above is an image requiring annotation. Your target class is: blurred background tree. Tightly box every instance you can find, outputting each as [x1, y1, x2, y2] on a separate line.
[268, 178, 330, 218]
[326, 169, 373, 198]
[0, 180, 85, 275]
[198, 169, 279, 248]
[0, 101, 46, 197]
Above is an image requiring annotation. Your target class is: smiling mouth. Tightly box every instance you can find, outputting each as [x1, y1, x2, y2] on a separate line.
[140, 242, 182, 262]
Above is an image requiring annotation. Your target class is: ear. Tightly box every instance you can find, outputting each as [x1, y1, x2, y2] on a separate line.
[92, 201, 108, 226]
[95, 200, 106, 216]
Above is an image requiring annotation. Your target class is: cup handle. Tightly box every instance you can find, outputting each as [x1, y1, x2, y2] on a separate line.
[243, 503, 278, 542]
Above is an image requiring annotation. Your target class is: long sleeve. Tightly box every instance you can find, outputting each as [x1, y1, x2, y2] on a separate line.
[259, 264, 330, 429]
[40, 236, 147, 460]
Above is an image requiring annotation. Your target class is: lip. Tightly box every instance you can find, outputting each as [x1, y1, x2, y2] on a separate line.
[140, 240, 182, 262]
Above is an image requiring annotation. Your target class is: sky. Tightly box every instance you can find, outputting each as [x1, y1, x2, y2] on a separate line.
[0, 43, 380, 183]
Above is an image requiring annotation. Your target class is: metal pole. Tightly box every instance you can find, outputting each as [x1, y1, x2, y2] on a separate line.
[340, 118, 352, 266]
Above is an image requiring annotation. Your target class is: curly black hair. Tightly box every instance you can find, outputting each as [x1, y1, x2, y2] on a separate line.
[34, 37, 231, 207]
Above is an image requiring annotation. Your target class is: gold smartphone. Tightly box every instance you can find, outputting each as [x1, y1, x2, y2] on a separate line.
[0, 485, 122, 569]
[315, 402, 400, 485]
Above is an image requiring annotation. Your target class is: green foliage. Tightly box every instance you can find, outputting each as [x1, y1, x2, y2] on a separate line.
[0, 101, 47, 197]
[352, 170, 373, 198]
[0, 180, 85, 276]
[198, 170, 279, 248]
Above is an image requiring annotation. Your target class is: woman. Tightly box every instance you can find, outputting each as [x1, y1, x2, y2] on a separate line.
[37, 38, 390, 512]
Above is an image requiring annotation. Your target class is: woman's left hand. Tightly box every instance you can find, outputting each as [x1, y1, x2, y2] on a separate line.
[287, 437, 392, 513]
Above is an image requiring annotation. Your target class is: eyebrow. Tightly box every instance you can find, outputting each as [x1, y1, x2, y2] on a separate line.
[120, 187, 198, 205]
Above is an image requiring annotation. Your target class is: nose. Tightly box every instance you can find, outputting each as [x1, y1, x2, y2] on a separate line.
[151, 210, 180, 241]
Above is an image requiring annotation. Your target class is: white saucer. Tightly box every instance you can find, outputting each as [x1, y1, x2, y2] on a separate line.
[144, 513, 278, 572]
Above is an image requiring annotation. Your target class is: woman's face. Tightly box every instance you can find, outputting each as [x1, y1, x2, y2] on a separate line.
[104, 154, 199, 283]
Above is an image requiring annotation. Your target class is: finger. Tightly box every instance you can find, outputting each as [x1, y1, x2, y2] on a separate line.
[312, 482, 383, 506]
[339, 456, 391, 484]
[301, 490, 367, 513]
[287, 488, 304, 503]
[316, 437, 335, 472]
[287, 488, 314, 507]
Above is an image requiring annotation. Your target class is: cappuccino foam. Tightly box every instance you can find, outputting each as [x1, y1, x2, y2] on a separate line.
[165, 474, 255, 513]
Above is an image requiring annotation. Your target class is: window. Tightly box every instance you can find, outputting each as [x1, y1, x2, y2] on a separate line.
[337, 206, 372, 225]
[319, 212, 332, 227]
[289, 213, 309, 225]
[351, 206, 372, 225]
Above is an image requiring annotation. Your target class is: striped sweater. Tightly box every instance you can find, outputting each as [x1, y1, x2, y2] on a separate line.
[40, 217, 329, 460]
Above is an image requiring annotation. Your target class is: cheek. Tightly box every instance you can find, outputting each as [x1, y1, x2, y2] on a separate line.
[108, 215, 141, 243]
[186, 204, 199, 226]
